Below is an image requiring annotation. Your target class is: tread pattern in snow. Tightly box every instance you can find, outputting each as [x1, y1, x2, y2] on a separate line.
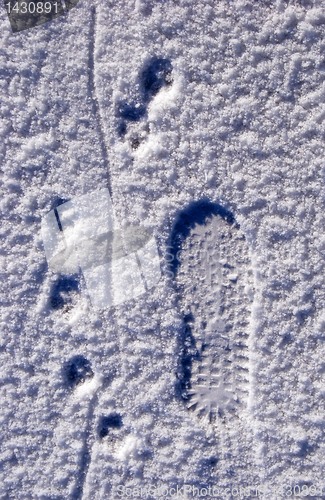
[174, 202, 254, 423]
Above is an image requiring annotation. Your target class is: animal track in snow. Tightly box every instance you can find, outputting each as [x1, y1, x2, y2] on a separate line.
[141, 57, 173, 101]
[64, 355, 94, 388]
[116, 57, 173, 149]
[98, 413, 123, 438]
[171, 201, 254, 424]
[49, 274, 80, 311]
[56, 357, 103, 499]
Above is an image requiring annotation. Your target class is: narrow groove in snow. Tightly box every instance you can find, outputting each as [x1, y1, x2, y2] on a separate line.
[88, 6, 112, 197]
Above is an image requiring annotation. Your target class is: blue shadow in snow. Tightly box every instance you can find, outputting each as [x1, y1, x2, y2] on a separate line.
[64, 355, 94, 388]
[141, 57, 173, 102]
[50, 274, 80, 310]
[98, 413, 123, 438]
[116, 101, 146, 122]
[116, 57, 173, 136]
[168, 199, 236, 276]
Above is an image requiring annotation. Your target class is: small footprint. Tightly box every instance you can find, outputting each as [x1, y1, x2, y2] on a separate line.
[141, 57, 173, 101]
[50, 274, 80, 311]
[116, 56, 173, 148]
[64, 355, 94, 388]
[98, 413, 123, 438]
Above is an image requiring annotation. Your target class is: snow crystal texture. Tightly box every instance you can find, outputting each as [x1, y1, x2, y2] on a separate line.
[1, 0, 325, 498]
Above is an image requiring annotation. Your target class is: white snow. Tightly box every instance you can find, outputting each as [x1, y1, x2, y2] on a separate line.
[1, 0, 325, 498]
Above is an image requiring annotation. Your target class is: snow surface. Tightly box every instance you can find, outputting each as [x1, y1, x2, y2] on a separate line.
[1, 0, 325, 498]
